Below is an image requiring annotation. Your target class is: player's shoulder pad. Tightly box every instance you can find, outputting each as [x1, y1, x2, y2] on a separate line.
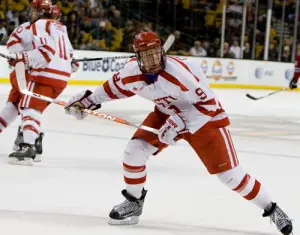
[11, 22, 31, 35]
[32, 19, 53, 36]
[119, 58, 140, 79]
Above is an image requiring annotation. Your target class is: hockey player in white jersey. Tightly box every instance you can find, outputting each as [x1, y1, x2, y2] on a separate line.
[0, 17, 43, 159]
[65, 32, 292, 235]
[5, 0, 74, 165]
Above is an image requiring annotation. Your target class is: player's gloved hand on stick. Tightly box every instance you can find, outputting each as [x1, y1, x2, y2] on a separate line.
[289, 79, 298, 89]
[71, 59, 79, 73]
[65, 90, 101, 120]
[158, 114, 185, 145]
[8, 52, 29, 67]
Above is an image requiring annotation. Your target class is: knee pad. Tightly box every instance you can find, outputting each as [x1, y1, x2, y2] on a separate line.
[21, 108, 42, 134]
[123, 138, 158, 167]
[217, 165, 246, 189]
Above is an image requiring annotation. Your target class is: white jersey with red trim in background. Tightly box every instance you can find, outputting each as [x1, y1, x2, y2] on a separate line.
[7, 22, 33, 53]
[91, 56, 229, 134]
[29, 19, 73, 88]
[8, 19, 73, 89]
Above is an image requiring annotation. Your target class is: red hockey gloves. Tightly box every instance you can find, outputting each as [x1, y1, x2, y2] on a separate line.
[71, 60, 79, 73]
[158, 114, 185, 145]
[8, 52, 29, 67]
[65, 90, 101, 120]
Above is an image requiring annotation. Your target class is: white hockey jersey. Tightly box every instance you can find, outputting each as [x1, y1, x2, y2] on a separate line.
[92, 56, 230, 133]
[7, 19, 73, 89]
[7, 22, 32, 53]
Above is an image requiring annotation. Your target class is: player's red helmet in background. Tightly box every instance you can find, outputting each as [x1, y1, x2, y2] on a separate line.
[133, 31, 166, 74]
[28, 0, 52, 23]
[31, 0, 52, 12]
[50, 4, 62, 20]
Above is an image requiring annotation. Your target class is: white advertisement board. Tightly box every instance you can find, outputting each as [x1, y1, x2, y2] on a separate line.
[0, 46, 294, 89]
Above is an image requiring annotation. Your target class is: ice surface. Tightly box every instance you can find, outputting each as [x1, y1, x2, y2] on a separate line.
[0, 84, 299, 235]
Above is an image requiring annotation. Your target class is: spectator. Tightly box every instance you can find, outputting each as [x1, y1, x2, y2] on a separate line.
[229, 40, 241, 59]
[170, 30, 186, 55]
[7, 21, 15, 36]
[227, 0, 243, 15]
[110, 10, 124, 29]
[120, 20, 136, 52]
[221, 42, 235, 58]
[6, 10, 19, 27]
[243, 42, 251, 59]
[189, 41, 207, 57]
[0, 18, 7, 37]
[90, 20, 114, 50]
[282, 46, 291, 62]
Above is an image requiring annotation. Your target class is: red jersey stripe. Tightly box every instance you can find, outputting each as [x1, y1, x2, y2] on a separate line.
[32, 68, 70, 77]
[122, 74, 151, 85]
[160, 70, 188, 91]
[42, 45, 55, 55]
[103, 81, 119, 99]
[169, 56, 200, 82]
[112, 74, 135, 97]
[31, 23, 37, 36]
[38, 49, 51, 62]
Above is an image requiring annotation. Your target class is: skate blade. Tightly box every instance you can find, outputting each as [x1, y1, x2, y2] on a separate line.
[108, 216, 139, 226]
[8, 157, 33, 166]
[34, 154, 41, 162]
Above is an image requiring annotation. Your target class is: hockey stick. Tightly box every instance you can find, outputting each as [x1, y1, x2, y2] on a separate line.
[245, 81, 300, 100]
[15, 62, 158, 134]
[74, 34, 175, 62]
[23, 90, 158, 134]
[0, 52, 13, 60]
[245, 88, 289, 100]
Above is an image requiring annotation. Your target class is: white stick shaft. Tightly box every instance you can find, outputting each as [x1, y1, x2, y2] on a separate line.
[20, 89, 159, 134]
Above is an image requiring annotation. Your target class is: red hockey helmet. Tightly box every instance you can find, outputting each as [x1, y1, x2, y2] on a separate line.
[28, 0, 52, 23]
[50, 4, 62, 20]
[133, 31, 166, 74]
[31, 0, 52, 11]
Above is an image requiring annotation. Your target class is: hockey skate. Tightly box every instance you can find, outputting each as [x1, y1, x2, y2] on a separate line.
[263, 203, 293, 235]
[13, 126, 23, 151]
[12, 126, 44, 162]
[108, 189, 147, 225]
[34, 132, 44, 162]
[8, 143, 36, 166]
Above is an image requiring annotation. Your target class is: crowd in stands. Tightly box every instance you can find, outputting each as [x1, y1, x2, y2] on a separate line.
[0, 0, 298, 62]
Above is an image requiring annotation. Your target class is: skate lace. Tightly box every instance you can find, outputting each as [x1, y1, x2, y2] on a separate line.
[270, 207, 292, 231]
[114, 200, 138, 216]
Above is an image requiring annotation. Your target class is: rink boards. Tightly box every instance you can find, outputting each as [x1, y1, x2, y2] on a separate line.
[0, 46, 295, 90]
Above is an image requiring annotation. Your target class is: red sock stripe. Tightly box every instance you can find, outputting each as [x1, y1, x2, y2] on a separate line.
[22, 116, 41, 126]
[244, 180, 261, 200]
[0, 116, 8, 128]
[23, 125, 39, 135]
[123, 163, 146, 173]
[233, 174, 250, 192]
[124, 175, 146, 185]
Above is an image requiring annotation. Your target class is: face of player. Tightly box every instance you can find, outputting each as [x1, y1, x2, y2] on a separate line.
[28, 7, 39, 23]
[139, 47, 162, 74]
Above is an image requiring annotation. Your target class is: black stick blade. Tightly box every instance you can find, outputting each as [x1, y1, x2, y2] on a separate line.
[246, 93, 260, 100]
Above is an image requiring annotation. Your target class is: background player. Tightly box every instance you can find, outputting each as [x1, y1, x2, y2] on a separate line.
[289, 43, 300, 89]
[6, 0, 74, 165]
[65, 32, 293, 235]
